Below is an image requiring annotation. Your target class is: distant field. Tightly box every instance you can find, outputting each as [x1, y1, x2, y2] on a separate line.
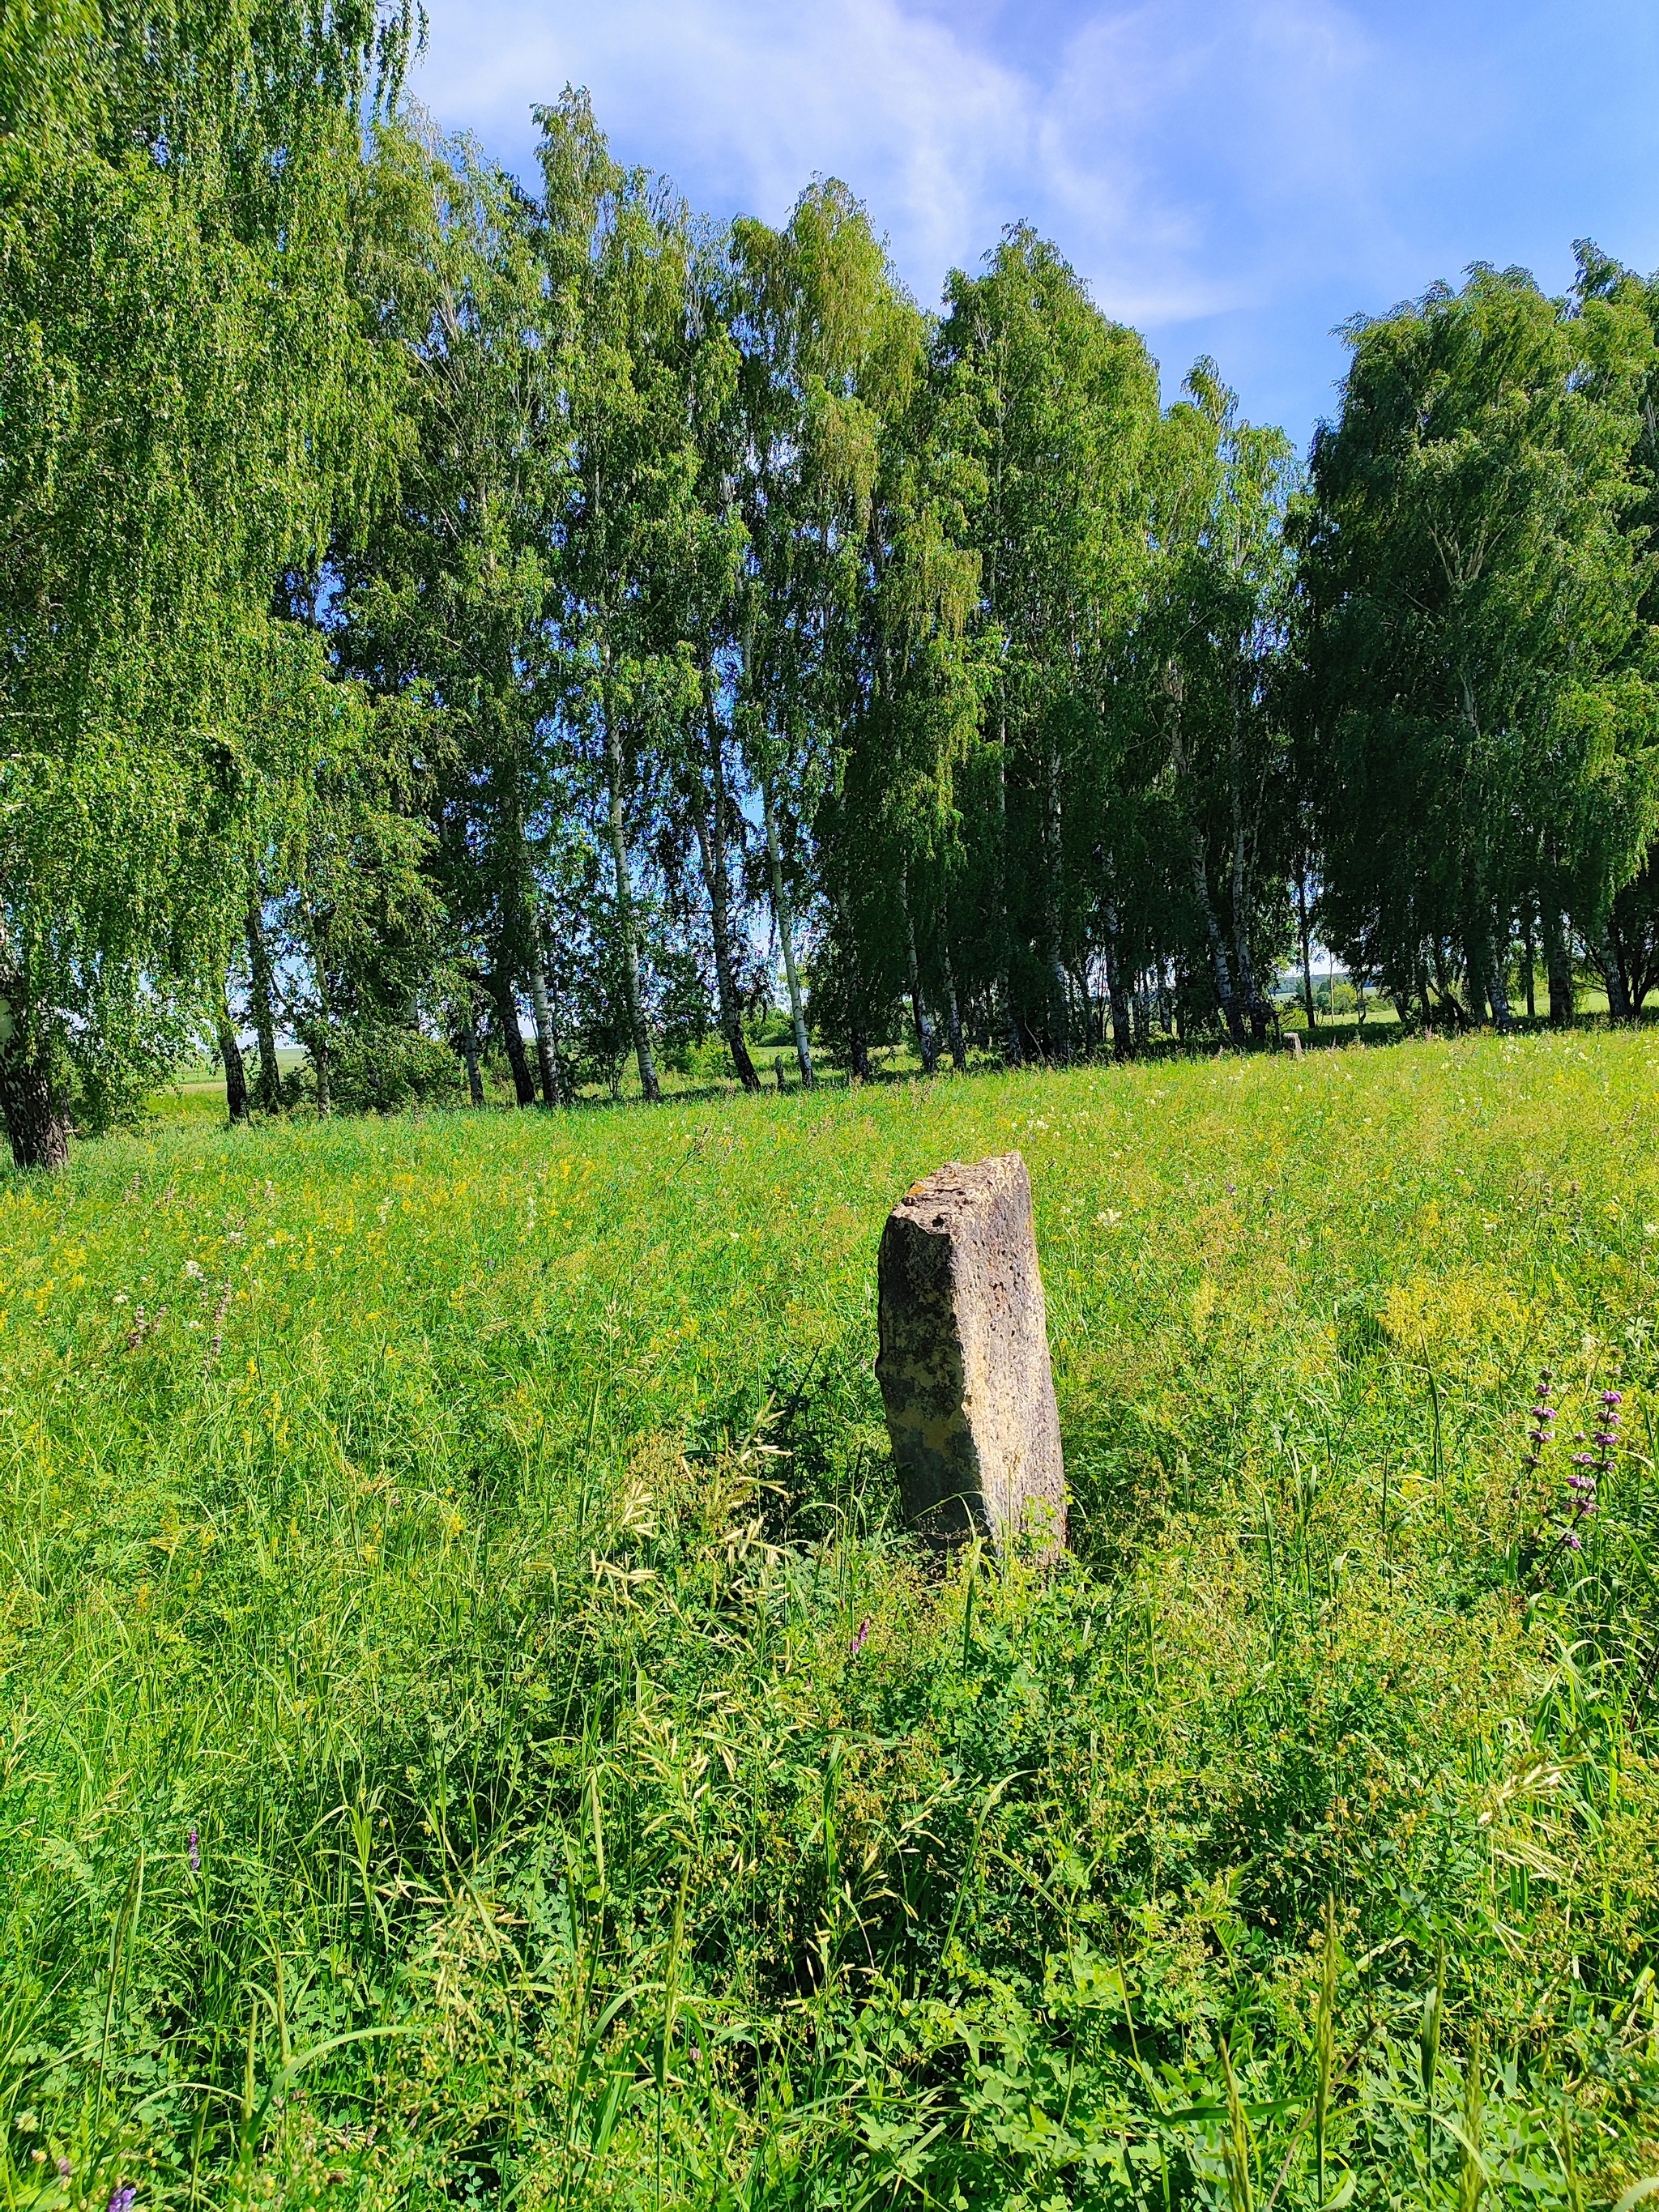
[5, 1034, 1659, 2207]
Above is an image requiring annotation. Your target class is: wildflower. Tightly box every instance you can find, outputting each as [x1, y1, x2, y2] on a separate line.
[109, 2186, 135, 2212]
[188, 1827, 199, 1874]
[1601, 1389, 1624, 1407]
[849, 1615, 870, 1660]
[183, 1259, 203, 1280]
[203, 1281, 232, 1374]
[57, 2159, 70, 2181]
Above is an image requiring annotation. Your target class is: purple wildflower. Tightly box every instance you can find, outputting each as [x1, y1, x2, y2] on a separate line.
[188, 1826, 199, 1875]
[57, 2159, 70, 2182]
[1601, 1390, 1623, 1408]
[109, 2187, 136, 2212]
[849, 1615, 870, 1660]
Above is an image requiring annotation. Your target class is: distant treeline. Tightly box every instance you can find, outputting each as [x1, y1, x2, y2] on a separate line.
[6, 3, 1659, 1164]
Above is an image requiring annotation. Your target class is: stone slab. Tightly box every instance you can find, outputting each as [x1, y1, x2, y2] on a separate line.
[875, 1151, 1065, 1555]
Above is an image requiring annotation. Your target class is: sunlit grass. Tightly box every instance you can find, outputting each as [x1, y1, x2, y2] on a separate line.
[4, 1030, 1658, 2207]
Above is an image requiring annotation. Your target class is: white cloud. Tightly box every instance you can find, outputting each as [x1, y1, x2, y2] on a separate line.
[416, 0, 1031, 288]
[414, 0, 1416, 326]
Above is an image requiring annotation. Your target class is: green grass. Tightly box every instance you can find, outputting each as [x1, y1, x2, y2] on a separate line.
[4, 1032, 1659, 2209]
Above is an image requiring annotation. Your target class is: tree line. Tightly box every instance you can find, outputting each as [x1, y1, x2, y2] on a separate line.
[6, 3, 1659, 1166]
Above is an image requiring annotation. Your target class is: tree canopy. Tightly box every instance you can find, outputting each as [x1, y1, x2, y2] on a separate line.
[6, 17, 1659, 1162]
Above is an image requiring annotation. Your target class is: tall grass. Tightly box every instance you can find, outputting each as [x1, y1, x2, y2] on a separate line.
[2, 1029, 1657, 2208]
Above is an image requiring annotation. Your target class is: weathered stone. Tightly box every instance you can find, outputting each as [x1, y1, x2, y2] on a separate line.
[875, 1152, 1065, 1555]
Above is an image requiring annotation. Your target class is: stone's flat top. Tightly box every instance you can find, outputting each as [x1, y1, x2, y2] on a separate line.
[893, 1152, 1030, 1223]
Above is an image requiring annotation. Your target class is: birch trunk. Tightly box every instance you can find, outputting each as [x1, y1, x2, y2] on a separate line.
[525, 906, 565, 1106]
[304, 899, 331, 1115]
[762, 775, 813, 1086]
[244, 873, 281, 1110]
[1543, 908, 1575, 1025]
[488, 966, 536, 1105]
[901, 860, 938, 1076]
[940, 931, 968, 1072]
[460, 998, 484, 1107]
[1043, 740, 1070, 1062]
[1228, 689, 1265, 1041]
[1296, 870, 1317, 1031]
[1487, 940, 1515, 1033]
[995, 722, 1020, 1063]
[604, 689, 660, 1103]
[1102, 897, 1132, 1062]
[1192, 827, 1247, 1046]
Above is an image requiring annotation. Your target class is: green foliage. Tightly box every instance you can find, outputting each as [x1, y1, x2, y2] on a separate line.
[1299, 258, 1659, 1016]
[0, 0, 415, 1152]
[308, 1026, 467, 1116]
[3, 1034, 1658, 2204]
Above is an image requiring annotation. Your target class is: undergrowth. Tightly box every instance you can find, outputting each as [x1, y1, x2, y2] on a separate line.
[2, 1031, 1657, 2207]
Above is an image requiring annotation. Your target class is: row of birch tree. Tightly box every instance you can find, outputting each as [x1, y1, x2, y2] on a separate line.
[6, 10, 1659, 1162]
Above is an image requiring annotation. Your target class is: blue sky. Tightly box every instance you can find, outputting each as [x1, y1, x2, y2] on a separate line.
[412, 0, 1659, 453]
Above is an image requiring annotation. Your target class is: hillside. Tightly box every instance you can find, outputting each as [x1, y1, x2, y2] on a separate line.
[3, 1034, 1657, 2208]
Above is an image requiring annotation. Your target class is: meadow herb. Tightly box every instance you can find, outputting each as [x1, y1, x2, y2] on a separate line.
[2, 1032, 1657, 2207]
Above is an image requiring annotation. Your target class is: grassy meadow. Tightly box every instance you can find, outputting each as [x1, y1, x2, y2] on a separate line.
[4, 1033, 1659, 2209]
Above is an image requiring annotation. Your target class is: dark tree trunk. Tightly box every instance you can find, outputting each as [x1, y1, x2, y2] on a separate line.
[849, 1017, 872, 1084]
[1596, 918, 1632, 1021]
[900, 862, 938, 1076]
[1296, 870, 1317, 1031]
[245, 876, 281, 1110]
[692, 800, 760, 1093]
[216, 986, 249, 1124]
[460, 993, 484, 1106]
[1102, 897, 1132, 1061]
[1543, 910, 1575, 1025]
[488, 968, 536, 1106]
[698, 678, 762, 1093]
[0, 1021, 69, 1170]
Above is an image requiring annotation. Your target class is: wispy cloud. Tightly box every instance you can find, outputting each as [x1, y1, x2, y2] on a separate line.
[416, 0, 1407, 313]
[412, 0, 1659, 443]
